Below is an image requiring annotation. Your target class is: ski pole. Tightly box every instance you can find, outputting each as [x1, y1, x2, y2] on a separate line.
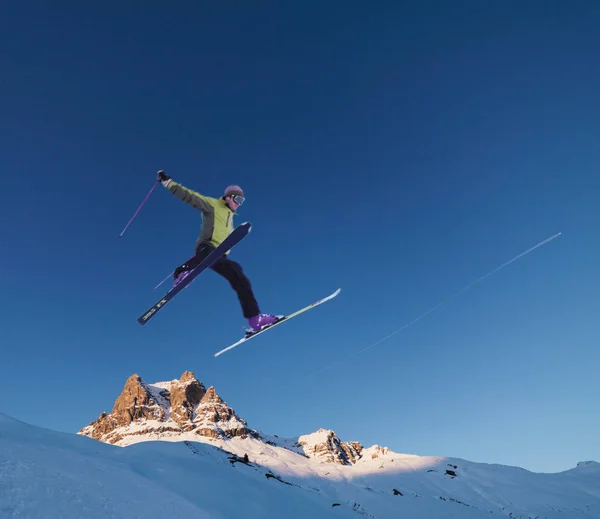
[118, 180, 159, 237]
[154, 270, 174, 290]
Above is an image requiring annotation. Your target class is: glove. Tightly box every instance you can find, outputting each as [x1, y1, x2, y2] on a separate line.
[157, 170, 171, 187]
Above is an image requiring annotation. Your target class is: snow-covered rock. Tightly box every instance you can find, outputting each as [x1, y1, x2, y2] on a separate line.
[79, 371, 253, 444]
[296, 428, 364, 465]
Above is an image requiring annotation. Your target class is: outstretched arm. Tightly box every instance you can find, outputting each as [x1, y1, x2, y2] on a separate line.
[157, 170, 214, 212]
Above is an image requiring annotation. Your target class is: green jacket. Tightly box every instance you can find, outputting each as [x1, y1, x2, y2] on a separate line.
[166, 181, 236, 253]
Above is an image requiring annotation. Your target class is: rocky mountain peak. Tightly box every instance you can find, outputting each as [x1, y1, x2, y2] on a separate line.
[78, 371, 390, 468]
[201, 386, 223, 404]
[169, 371, 207, 431]
[179, 370, 197, 383]
[296, 428, 364, 465]
[78, 371, 254, 444]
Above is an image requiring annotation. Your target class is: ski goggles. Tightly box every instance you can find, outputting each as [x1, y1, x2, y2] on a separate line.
[232, 194, 245, 205]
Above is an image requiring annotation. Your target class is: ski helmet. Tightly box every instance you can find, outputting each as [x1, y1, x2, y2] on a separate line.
[224, 185, 244, 198]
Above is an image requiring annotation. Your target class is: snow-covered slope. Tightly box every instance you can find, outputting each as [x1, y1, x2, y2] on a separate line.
[101, 426, 600, 519]
[0, 413, 357, 519]
[4, 412, 599, 519]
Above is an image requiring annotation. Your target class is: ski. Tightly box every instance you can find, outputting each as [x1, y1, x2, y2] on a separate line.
[213, 288, 341, 357]
[137, 222, 252, 326]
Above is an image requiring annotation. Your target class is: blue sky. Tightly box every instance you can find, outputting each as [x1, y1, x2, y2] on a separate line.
[1, 2, 599, 473]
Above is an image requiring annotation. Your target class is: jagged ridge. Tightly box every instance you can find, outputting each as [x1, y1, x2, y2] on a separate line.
[74, 370, 600, 519]
[79, 371, 255, 444]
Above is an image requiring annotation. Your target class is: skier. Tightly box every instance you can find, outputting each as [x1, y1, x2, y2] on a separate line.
[156, 170, 281, 333]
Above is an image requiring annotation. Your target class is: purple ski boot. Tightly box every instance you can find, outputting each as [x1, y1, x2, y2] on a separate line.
[247, 313, 283, 334]
[173, 269, 191, 288]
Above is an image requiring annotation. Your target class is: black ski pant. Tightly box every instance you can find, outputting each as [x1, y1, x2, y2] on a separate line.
[174, 244, 260, 319]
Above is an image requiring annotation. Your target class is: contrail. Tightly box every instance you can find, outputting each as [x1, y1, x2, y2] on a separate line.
[308, 232, 562, 377]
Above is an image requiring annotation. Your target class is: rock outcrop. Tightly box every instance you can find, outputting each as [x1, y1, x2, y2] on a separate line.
[78, 371, 254, 444]
[296, 428, 364, 465]
[79, 371, 381, 467]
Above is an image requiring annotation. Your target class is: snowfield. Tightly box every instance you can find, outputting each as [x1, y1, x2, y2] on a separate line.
[1, 412, 599, 519]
